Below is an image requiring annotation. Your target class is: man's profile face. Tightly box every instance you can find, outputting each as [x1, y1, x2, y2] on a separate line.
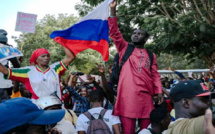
[131, 29, 146, 44]
[189, 96, 209, 118]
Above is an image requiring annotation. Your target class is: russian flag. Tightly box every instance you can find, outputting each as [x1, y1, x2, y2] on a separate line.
[50, 0, 113, 61]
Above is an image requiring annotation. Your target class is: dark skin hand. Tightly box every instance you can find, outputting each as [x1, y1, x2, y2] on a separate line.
[108, 64, 112, 74]
[110, 0, 117, 16]
[68, 74, 78, 88]
[96, 63, 115, 104]
[87, 74, 95, 83]
[153, 93, 163, 105]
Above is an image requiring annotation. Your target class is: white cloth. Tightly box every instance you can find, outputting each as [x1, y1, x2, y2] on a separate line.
[54, 119, 77, 134]
[76, 107, 121, 133]
[139, 129, 152, 134]
[138, 124, 167, 134]
[28, 64, 60, 98]
[77, 0, 113, 23]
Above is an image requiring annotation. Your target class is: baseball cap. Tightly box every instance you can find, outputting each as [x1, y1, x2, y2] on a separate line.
[0, 97, 65, 133]
[0, 29, 8, 43]
[169, 80, 210, 102]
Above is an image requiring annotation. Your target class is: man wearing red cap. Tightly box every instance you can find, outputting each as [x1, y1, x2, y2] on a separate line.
[0, 46, 74, 100]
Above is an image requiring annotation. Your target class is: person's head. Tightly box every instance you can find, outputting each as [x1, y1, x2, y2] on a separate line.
[89, 89, 104, 104]
[164, 77, 169, 81]
[0, 97, 65, 133]
[29, 48, 50, 66]
[170, 80, 210, 119]
[80, 86, 93, 97]
[0, 29, 8, 44]
[36, 95, 62, 110]
[80, 86, 88, 97]
[164, 81, 170, 89]
[87, 87, 93, 95]
[150, 103, 171, 131]
[131, 29, 149, 46]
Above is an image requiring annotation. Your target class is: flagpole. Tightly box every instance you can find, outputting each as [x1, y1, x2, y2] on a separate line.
[20, 32, 25, 52]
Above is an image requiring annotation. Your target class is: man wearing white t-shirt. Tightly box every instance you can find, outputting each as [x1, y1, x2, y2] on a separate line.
[76, 89, 121, 134]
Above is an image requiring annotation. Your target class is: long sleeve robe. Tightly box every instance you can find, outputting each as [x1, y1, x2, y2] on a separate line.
[108, 17, 162, 118]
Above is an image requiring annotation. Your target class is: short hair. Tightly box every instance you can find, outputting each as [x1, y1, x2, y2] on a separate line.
[139, 29, 150, 39]
[89, 89, 104, 103]
[150, 102, 168, 124]
[150, 107, 168, 125]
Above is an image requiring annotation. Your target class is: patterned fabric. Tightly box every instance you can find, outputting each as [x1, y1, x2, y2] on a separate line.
[4, 61, 67, 100]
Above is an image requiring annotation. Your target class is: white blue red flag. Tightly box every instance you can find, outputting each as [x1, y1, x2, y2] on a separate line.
[50, 0, 113, 61]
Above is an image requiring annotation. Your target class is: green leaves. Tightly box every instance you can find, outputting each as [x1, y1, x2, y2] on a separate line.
[199, 24, 206, 33]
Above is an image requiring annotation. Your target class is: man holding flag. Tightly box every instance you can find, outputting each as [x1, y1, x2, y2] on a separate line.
[108, 0, 163, 133]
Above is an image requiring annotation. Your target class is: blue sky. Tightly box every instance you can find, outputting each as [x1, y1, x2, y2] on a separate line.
[0, 0, 80, 47]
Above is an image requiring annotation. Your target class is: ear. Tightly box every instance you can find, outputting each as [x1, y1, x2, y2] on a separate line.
[181, 98, 190, 108]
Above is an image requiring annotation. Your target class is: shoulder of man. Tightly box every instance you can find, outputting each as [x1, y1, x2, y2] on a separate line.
[166, 116, 204, 134]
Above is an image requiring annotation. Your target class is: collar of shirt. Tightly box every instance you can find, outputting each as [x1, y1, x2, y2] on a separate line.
[36, 65, 50, 74]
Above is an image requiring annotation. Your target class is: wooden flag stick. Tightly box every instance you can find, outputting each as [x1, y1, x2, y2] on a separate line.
[20, 32, 25, 52]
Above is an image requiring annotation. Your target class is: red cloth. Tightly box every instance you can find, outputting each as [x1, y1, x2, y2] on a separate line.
[29, 48, 50, 65]
[120, 116, 150, 134]
[63, 93, 71, 109]
[108, 17, 162, 119]
[166, 99, 174, 112]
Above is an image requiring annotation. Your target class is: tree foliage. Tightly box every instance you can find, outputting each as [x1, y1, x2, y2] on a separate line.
[77, 0, 215, 67]
[157, 53, 207, 69]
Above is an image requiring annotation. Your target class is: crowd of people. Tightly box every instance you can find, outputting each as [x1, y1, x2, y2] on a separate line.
[0, 0, 215, 134]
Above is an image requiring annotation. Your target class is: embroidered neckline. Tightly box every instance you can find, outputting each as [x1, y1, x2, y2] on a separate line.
[36, 66, 50, 74]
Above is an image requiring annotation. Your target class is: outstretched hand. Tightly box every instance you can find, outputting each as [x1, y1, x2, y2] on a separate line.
[110, 0, 117, 8]
[68, 74, 77, 87]
[108, 64, 113, 74]
[96, 63, 105, 74]
[204, 109, 215, 134]
[71, 74, 77, 83]
[87, 74, 95, 83]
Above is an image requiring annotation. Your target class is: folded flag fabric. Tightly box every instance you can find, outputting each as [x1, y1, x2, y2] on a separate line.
[0, 43, 23, 62]
[50, 0, 113, 61]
